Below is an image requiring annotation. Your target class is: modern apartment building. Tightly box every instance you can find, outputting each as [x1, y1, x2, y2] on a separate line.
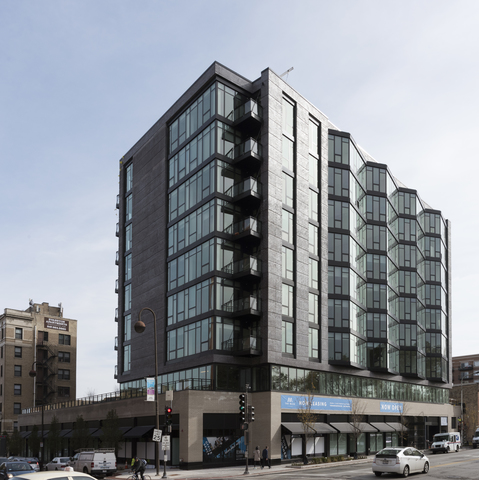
[0, 302, 77, 433]
[115, 62, 452, 465]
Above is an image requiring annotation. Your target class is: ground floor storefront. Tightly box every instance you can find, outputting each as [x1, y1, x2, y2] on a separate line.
[17, 390, 458, 469]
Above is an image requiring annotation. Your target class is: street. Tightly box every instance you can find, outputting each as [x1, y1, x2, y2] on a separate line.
[224, 449, 479, 480]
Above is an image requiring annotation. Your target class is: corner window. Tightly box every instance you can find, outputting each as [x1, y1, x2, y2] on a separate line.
[15, 328, 23, 340]
[14, 346, 22, 358]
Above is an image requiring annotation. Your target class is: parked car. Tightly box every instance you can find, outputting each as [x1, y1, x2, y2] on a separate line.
[7, 458, 40, 472]
[45, 458, 70, 471]
[0, 462, 35, 480]
[69, 450, 116, 478]
[372, 447, 430, 477]
[12, 472, 95, 480]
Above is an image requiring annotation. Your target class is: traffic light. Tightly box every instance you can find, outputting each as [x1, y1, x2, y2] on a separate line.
[165, 406, 173, 425]
[249, 405, 255, 422]
[239, 394, 246, 423]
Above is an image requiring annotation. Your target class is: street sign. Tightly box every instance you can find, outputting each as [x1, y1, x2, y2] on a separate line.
[152, 429, 162, 442]
[162, 435, 170, 451]
[166, 390, 173, 401]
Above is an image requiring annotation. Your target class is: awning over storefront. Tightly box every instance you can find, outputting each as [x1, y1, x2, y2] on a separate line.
[59, 429, 72, 438]
[119, 426, 133, 435]
[370, 422, 395, 432]
[356, 422, 379, 433]
[20, 431, 32, 438]
[281, 422, 338, 434]
[123, 425, 154, 438]
[329, 422, 356, 433]
[386, 422, 407, 432]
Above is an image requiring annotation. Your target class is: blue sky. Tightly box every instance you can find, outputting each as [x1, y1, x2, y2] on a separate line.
[2, 0, 478, 397]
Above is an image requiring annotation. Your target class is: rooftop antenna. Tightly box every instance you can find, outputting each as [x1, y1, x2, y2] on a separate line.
[280, 67, 294, 80]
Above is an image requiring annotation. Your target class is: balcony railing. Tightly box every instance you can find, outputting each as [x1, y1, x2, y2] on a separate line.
[115, 308, 119, 322]
[114, 336, 118, 351]
[233, 138, 262, 161]
[224, 216, 261, 237]
[225, 176, 262, 200]
[115, 279, 119, 293]
[234, 99, 262, 123]
[459, 362, 473, 370]
[221, 256, 261, 276]
[115, 251, 119, 265]
[116, 194, 120, 209]
[221, 296, 261, 314]
[222, 336, 262, 355]
[116, 223, 120, 237]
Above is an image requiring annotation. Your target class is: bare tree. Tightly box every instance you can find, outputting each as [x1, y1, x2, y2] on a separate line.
[350, 398, 366, 457]
[297, 391, 318, 464]
[399, 402, 410, 447]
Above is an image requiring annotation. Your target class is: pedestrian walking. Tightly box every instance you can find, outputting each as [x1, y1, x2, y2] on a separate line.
[262, 446, 271, 469]
[253, 446, 261, 469]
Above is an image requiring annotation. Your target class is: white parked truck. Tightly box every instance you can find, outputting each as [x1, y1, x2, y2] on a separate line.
[431, 432, 461, 453]
[69, 448, 116, 478]
[472, 428, 479, 448]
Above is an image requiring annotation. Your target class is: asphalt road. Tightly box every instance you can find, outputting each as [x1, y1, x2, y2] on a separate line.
[225, 449, 479, 480]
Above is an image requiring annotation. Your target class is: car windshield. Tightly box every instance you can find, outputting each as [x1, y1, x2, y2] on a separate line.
[7, 463, 31, 472]
[376, 448, 401, 457]
[60, 458, 70, 463]
[434, 434, 449, 441]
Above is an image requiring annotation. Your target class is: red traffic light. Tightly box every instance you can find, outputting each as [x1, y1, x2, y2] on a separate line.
[166, 407, 172, 414]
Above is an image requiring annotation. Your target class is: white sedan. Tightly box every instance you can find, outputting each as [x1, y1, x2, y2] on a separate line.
[372, 447, 430, 477]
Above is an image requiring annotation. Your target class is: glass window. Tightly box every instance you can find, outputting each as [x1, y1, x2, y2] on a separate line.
[124, 314, 131, 342]
[125, 224, 132, 251]
[282, 210, 294, 244]
[309, 293, 319, 324]
[58, 386, 70, 397]
[14, 346, 22, 358]
[14, 403, 21, 414]
[123, 345, 131, 372]
[328, 167, 349, 197]
[59, 334, 71, 345]
[282, 320, 294, 354]
[309, 118, 319, 155]
[310, 190, 318, 221]
[124, 284, 131, 311]
[15, 328, 22, 340]
[14, 365, 21, 377]
[328, 200, 349, 230]
[14, 384, 21, 395]
[282, 284, 294, 317]
[125, 194, 133, 222]
[58, 369, 71, 380]
[282, 97, 295, 137]
[125, 253, 132, 281]
[309, 224, 318, 255]
[309, 258, 319, 290]
[59, 352, 71, 363]
[282, 246, 294, 280]
[309, 328, 319, 359]
[282, 136, 294, 171]
[283, 172, 294, 208]
[126, 163, 133, 192]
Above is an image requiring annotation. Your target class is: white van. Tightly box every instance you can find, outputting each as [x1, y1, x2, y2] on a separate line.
[69, 449, 116, 478]
[431, 432, 461, 453]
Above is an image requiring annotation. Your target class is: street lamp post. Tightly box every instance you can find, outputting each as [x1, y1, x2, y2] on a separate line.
[134, 307, 161, 477]
[29, 362, 46, 470]
[461, 375, 464, 443]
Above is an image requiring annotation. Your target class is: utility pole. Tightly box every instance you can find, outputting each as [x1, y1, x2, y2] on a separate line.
[240, 384, 254, 475]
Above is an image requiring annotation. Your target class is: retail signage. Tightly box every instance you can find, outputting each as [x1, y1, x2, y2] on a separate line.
[380, 401, 403, 413]
[146, 378, 155, 401]
[44, 317, 69, 331]
[441, 416, 448, 426]
[281, 395, 352, 411]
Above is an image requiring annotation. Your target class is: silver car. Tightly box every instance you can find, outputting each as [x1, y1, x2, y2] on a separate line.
[372, 447, 430, 477]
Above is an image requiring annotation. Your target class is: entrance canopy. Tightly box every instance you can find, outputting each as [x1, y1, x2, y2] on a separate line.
[282, 422, 337, 434]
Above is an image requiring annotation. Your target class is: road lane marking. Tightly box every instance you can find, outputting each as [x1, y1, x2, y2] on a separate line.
[431, 458, 479, 468]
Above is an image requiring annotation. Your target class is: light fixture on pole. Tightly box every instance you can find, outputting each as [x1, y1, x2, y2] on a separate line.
[29, 362, 47, 470]
[134, 307, 160, 477]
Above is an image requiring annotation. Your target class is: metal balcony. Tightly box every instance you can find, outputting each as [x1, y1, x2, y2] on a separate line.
[232, 138, 262, 171]
[115, 279, 119, 294]
[114, 365, 118, 380]
[224, 216, 261, 247]
[116, 194, 120, 210]
[222, 256, 261, 283]
[459, 362, 473, 370]
[225, 177, 262, 211]
[116, 223, 120, 237]
[114, 336, 118, 351]
[115, 308, 119, 322]
[115, 251, 119, 265]
[233, 99, 262, 136]
[221, 296, 261, 321]
[222, 336, 262, 356]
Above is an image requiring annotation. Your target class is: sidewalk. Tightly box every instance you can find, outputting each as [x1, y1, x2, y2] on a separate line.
[116, 457, 374, 480]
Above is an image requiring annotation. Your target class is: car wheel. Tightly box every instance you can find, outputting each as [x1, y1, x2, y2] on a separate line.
[423, 461, 429, 474]
[474, 444, 477, 449]
[432, 451, 436, 454]
[83, 467, 89, 474]
[375, 472, 382, 477]
[403, 465, 409, 478]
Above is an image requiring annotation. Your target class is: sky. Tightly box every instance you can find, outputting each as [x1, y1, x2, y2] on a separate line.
[1, 0, 478, 398]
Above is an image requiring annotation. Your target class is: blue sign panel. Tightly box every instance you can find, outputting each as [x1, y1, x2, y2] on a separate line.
[281, 395, 351, 411]
[380, 401, 403, 413]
